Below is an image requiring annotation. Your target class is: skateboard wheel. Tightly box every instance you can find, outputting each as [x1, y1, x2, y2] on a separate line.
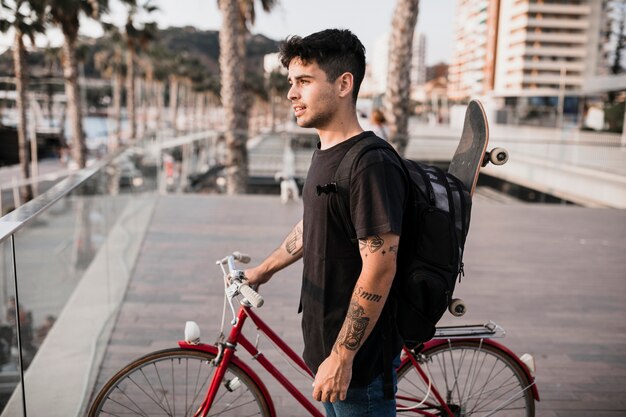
[449, 298, 466, 317]
[489, 147, 509, 165]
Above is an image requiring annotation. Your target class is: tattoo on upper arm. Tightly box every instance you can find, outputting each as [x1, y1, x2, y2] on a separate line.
[334, 298, 370, 352]
[359, 235, 384, 255]
[285, 225, 303, 256]
[359, 236, 399, 258]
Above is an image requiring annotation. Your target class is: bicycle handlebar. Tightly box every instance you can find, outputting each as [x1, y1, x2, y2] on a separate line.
[218, 252, 264, 308]
[239, 283, 264, 308]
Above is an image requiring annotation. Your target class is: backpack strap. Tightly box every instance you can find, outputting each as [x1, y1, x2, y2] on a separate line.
[430, 166, 456, 225]
[448, 174, 469, 246]
[333, 135, 399, 241]
[407, 162, 436, 205]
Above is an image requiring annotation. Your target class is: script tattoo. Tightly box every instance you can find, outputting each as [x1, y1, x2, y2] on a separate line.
[285, 225, 303, 256]
[335, 298, 370, 352]
[359, 235, 384, 256]
[355, 286, 382, 302]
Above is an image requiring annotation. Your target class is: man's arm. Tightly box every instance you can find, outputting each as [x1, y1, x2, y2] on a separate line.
[312, 232, 399, 403]
[245, 219, 304, 286]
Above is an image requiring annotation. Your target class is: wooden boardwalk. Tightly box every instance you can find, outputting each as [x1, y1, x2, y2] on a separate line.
[92, 194, 626, 416]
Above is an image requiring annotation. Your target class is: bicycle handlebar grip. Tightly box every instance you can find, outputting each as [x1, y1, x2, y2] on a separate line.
[233, 251, 251, 264]
[239, 283, 264, 308]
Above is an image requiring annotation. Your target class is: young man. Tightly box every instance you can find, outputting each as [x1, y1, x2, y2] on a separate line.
[245, 29, 406, 417]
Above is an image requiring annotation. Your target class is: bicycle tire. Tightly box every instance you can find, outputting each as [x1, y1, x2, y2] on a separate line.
[88, 348, 272, 417]
[396, 340, 535, 417]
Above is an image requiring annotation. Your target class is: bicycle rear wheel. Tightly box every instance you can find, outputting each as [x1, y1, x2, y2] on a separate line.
[396, 340, 535, 416]
[88, 348, 271, 417]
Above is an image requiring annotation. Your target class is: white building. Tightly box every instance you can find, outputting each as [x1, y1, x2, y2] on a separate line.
[448, 0, 498, 100]
[493, 0, 610, 97]
[449, 0, 611, 102]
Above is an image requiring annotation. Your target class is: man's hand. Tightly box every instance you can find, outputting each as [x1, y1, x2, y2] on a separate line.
[243, 265, 273, 286]
[312, 352, 353, 403]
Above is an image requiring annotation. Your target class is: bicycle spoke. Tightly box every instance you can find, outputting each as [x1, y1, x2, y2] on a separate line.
[89, 349, 271, 417]
[126, 373, 172, 415]
[470, 379, 530, 414]
[144, 362, 174, 416]
[398, 341, 534, 417]
[208, 397, 264, 416]
[185, 363, 213, 416]
[100, 395, 149, 417]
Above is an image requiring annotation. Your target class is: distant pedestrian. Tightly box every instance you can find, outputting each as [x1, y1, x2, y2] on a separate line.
[370, 108, 389, 141]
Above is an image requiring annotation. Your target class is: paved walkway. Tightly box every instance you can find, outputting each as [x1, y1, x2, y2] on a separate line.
[90, 194, 626, 416]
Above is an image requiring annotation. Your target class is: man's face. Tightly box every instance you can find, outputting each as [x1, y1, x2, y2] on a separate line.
[286, 58, 339, 129]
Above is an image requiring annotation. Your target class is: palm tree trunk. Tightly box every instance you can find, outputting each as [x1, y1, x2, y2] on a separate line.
[111, 70, 122, 150]
[126, 48, 136, 141]
[219, 0, 249, 194]
[169, 75, 179, 133]
[385, 0, 420, 157]
[12, 30, 33, 202]
[156, 80, 164, 132]
[61, 28, 87, 168]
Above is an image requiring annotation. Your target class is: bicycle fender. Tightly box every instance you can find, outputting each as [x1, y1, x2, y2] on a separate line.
[178, 341, 278, 416]
[421, 338, 540, 401]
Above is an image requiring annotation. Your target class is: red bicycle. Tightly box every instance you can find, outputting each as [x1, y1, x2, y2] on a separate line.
[88, 252, 539, 416]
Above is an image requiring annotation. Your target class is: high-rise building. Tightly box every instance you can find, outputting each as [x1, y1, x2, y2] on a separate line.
[448, 0, 500, 100]
[449, 0, 611, 101]
[493, 0, 610, 97]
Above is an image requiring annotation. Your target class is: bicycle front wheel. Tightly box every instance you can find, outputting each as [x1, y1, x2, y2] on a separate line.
[396, 340, 535, 417]
[88, 348, 271, 417]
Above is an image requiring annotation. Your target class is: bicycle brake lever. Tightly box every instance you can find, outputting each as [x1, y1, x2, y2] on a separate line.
[226, 270, 246, 298]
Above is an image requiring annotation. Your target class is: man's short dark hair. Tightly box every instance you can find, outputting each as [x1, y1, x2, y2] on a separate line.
[279, 29, 366, 103]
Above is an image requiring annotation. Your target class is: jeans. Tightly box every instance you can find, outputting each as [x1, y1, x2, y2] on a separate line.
[322, 360, 398, 417]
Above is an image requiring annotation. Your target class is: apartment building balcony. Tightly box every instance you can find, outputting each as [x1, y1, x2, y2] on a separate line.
[496, 86, 581, 97]
[524, 45, 588, 58]
[506, 59, 585, 72]
[527, 3, 591, 16]
[524, 32, 588, 44]
[521, 73, 583, 86]
[510, 1, 590, 18]
[510, 15, 590, 31]
[526, 17, 590, 30]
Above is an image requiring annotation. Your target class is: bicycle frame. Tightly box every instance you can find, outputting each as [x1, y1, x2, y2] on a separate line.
[178, 302, 539, 417]
[180, 304, 323, 417]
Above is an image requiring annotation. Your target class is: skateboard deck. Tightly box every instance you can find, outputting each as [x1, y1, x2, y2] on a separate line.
[448, 100, 496, 196]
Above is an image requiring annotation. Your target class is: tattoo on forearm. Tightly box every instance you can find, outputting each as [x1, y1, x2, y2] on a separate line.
[359, 235, 384, 256]
[285, 225, 303, 256]
[355, 286, 382, 302]
[335, 298, 370, 352]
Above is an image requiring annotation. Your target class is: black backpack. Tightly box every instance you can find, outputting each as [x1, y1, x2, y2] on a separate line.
[332, 134, 472, 348]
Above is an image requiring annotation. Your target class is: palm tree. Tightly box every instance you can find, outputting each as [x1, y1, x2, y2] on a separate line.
[93, 29, 124, 150]
[47, 0, 109, 169]
[121, 0, 158, 142]
[384, 0, 420, 157]
[217, 0, 277, 194]
[0, 0, 46, 203]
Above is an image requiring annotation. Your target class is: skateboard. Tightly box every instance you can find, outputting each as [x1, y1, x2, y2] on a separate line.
[448, 99, 508, 196]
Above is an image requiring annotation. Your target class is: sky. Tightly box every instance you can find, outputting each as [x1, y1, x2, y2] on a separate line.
[0, 0, 456, 66]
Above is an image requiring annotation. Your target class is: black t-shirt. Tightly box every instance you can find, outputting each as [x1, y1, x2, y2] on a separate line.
[300, 131, 406, 386]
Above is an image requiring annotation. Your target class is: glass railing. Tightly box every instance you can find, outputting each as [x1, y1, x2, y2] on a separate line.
[0, 129, 223, 416]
